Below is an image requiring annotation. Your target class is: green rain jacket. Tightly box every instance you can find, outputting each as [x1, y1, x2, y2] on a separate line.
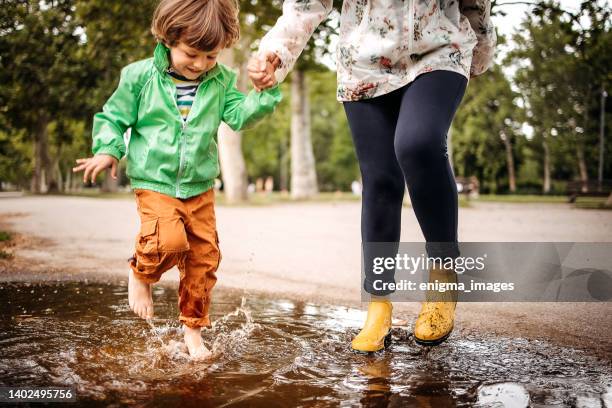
[92, 43, 282, 199]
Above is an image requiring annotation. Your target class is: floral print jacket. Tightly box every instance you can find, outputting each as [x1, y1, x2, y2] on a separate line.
[258, 0, 496, 101]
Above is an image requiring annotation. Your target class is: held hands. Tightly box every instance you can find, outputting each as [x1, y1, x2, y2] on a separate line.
[72, 154, 118, 184]
[247, 51, 281, 92]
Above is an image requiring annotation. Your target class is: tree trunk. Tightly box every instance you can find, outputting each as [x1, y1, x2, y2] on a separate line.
[54, 159, 63, 193]
[576, 145, 588, 193]
[101, 168, 120, 192]
[32, 114, 50, 194]
[542, 135, 551, 194]
[47, 144, 62, 193]
[578, 90, 590, 192]
[217, 49, 248, 203]
[290, 70, 318, 199]
[64, 168, 72, 192]
[280, 135, 289, 192]
[598, 85, 606, 184]
[218, 122, 248, 202]
[501, 132, 516, 193]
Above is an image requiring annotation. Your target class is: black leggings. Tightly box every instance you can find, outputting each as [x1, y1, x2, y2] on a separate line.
[343, 70, 468, 294]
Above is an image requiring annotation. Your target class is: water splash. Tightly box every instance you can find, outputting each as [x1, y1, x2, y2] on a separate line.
[0, 281, 610, 406]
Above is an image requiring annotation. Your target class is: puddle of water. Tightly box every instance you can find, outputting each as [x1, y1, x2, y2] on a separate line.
[0, 281, 610, 407]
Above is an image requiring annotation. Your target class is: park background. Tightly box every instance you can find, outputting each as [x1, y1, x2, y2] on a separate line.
[0, 1, 611, 405]
[0, 0, 610, 204]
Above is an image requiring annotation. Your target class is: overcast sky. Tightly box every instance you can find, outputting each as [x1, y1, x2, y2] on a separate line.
[493, 0, 584, 61]
[493, 0, 584, 39]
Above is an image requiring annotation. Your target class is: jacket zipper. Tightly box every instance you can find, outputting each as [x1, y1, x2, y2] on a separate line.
[175, 120, 187, 197]
[168, 77, 204, 197]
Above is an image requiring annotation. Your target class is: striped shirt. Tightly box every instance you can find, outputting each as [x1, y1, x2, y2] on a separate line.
[167, 70, 200, 121]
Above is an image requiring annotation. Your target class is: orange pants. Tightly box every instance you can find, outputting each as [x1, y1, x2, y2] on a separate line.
[128, 188, 221, 328]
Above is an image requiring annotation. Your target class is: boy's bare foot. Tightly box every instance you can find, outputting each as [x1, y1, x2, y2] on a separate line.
[183, 325, 212, 359]
[128, 269, 153, 319]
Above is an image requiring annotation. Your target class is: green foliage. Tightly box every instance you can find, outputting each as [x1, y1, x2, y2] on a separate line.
[242, 81, 291, 186]
[309, 70, 358, 191]
[240, 0, 337, 72]
[0, 1, 85, 126]
[0, 0, 158, 190]
[507, 0, 612, 183]
[76, 0, 157, 120]
[453, 0, 611, 194]
[0, 0, 609, 194]
[240, 2, 352, 191]
[243, 70, 358, 191]
[452, 66, 522, 193]
[0, 127, 31, 189]
[0, 1, 88, 190]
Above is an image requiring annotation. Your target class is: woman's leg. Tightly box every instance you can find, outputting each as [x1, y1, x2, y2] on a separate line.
[393, 70, 468, 345]
[394, 70, 468, 260]
[343, 90, 405, 352]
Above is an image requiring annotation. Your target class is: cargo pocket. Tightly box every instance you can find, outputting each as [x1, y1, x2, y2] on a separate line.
[137, 218, 159, 264]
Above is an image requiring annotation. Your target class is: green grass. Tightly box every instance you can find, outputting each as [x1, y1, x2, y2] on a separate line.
[47, 190, 134, 200]
[27, 189, 612, 209]
[0, 231, 12, 259]
[474, 193, 611, 209]
[215, 191, 362, 206]
[28, 189, 596, 208]
[473, 194, 568, 204]
[457, 196, 473, 207]
[573, 196, 612, 210]
[42, 190, 363, 205]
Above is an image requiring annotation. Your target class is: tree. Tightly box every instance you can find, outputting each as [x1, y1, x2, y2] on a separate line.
[508, 0, 612, 192]
[217, 47, 249, 202]
[0, 0, 87, 193]
[309, 70, 358, 191]
[215, 1, 283, 202]
[452, 66, 522, 193]
[242, 0, 338, 199]
[76, 0, 157, 192]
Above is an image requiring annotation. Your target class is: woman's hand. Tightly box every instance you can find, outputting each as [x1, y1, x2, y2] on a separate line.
[72, 154, 119, 184]
[248, 51, 281, 91]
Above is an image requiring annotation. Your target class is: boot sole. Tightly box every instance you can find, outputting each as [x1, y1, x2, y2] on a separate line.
[352, 331, 392, 354]
[414, 326, 453, 347]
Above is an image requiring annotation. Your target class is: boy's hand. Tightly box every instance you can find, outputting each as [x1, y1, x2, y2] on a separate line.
[72, 154, 119, 183]
[248, 51, 280, 91]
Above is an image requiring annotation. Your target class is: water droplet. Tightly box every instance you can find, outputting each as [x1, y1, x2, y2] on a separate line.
[478, 382, 530, 407]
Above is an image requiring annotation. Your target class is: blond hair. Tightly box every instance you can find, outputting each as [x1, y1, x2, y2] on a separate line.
[151, 0, 240, 51]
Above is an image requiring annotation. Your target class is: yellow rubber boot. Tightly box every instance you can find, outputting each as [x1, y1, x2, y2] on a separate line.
[351, 300, 393, 352]
[414, 266, 458, 346]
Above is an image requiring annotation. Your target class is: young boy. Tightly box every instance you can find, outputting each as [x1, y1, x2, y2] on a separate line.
[73, 0, 281, 358]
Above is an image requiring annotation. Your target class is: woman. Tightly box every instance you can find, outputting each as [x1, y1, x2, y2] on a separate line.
[248, 0, 496, 351]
